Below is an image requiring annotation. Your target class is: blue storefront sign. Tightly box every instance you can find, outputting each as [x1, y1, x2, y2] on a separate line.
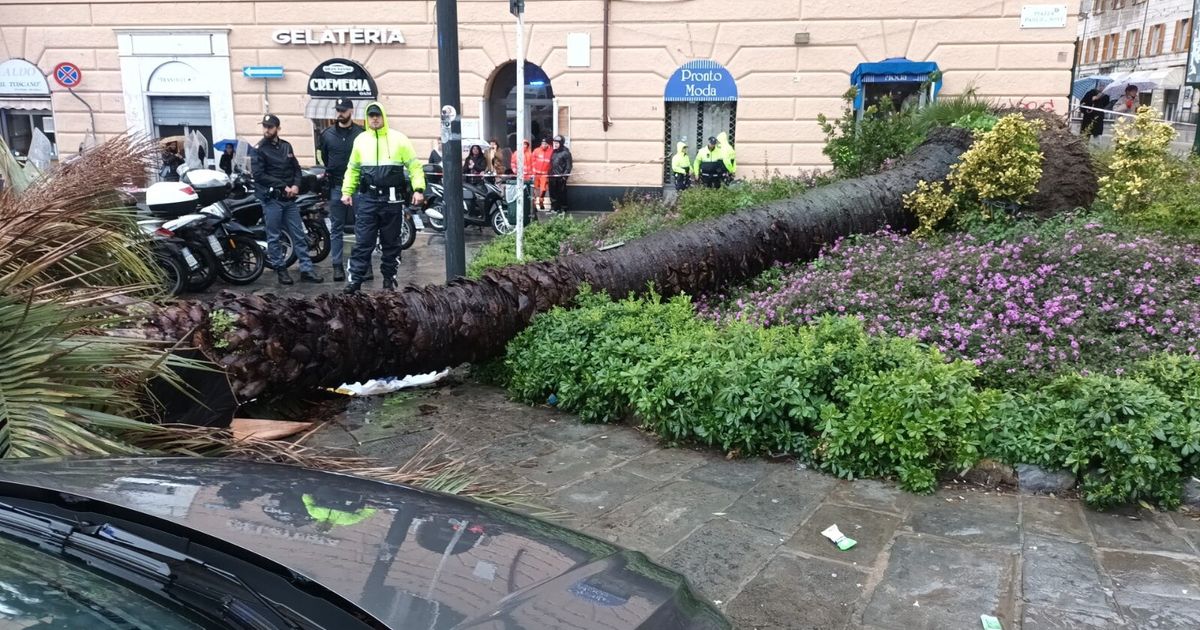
[850, 58, 942, 110]
[664, 60, 738, 102]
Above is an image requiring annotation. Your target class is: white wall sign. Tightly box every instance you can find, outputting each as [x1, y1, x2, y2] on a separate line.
[1020, 5, 1068, 29]
[0, 59, 50, 96]
[567, 33, 591, 68]
[147, 61, 204, 93]
[273, 28, 405, 45]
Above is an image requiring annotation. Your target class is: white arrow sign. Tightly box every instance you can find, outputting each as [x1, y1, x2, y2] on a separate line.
[242, 66, 285, 79]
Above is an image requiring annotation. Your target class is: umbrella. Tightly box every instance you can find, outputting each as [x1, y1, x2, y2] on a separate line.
[1101, 69, 1168, 98]
[158, 135, 186, 148]
[1072, 75, 1114, 100]
[213, 138, 241, 151]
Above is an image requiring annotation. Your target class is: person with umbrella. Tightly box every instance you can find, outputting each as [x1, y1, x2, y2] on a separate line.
[1113, 85, 1140, 115]
[219, 143, 235, 175]
[1079, 88, 1111, 139]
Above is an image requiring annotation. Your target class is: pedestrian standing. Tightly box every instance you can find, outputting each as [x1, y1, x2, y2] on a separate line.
[549, 134, 572, 213]
[511, 139, 533, 182]
[252, 114, 324, 285]
[1079, 89, 1111, 139]
[1112, 85, 1139, 115]
[531, 137, 552, 210]
[340, 102, 425, 294]
[318, 98, 364, 282]
[692, 136, 727, 189]
[464, 144, 487, 183]
[716, 132, 736, 184]
[486, 139, 505, 178]
[219, 144, 235, 176]
[670, 141, 692, 191]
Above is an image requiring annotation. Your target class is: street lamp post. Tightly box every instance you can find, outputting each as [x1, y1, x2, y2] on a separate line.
[512, 0, 526, 260]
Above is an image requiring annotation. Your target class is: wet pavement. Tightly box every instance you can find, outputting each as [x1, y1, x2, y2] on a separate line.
[309, 380, 1200, 630]
[197, 226, 495, 299]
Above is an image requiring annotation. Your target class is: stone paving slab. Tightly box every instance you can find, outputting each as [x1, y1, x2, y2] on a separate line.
[659, 518, 783, 604]
[786, 504, 900, 567]
[591, 480, 741, 557]
[861, 536, 1017, 629]
[726, 554, 867, 630]
[313, 382, 1200, 629]
[906, 493, 1021, 548]
[1021, 535, 1120, 621]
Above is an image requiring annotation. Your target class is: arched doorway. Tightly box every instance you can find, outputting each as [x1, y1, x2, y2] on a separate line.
[486, 61, 554, 151]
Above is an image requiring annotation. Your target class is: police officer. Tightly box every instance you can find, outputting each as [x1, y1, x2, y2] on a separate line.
[341, 102, 425, 294]
[318, 98, 364, 282]
[252, 114, 323, 285]
[670, 141, 692, 191]
[692, 136, 727, 189]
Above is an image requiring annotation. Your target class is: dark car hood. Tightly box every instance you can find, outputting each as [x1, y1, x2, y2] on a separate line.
[0, 457, 729, 630]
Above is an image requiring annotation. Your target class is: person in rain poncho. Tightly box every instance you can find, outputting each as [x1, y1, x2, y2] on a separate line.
[671, 141, 692, 191]
[716, 132, 736, 183]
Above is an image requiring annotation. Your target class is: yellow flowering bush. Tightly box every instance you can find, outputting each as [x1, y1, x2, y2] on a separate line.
[904, 114, 1044, 236]
[1097, 106, 1177, 215]
[905, 180, 956, 237]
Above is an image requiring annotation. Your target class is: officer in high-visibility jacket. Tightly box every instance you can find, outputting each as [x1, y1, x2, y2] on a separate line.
[340, 102, 425, 294]
[692, 136, 727, 189]
[670, 141, 692, 191]
[716, 131, 736, 183]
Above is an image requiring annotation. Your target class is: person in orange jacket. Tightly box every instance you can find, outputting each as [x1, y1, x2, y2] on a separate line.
[530, 137, 553, 210]
[510, 139, 533, 182]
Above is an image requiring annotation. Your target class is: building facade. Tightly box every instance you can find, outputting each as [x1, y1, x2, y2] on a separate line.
[2, 0, 1079, 207]
[1075, 0, 1196, 121]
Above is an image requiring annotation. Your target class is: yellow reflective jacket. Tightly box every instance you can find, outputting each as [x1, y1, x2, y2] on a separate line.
[342, 101, 426, 198]
[671, 142, 692, 175]
[302, 493, 377, 527]
[716, 132, 736, 175]
[692, 146, 724, 177]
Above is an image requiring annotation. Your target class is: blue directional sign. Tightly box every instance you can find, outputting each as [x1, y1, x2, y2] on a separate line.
[242, 66, 284, 79]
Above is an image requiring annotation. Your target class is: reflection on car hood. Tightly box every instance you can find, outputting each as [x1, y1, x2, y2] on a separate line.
[0, 458, 729, 630]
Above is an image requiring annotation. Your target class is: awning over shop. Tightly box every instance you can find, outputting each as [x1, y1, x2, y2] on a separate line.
[0, 97, 52, 111]
[850, 57, 942, 109]
[304, 97, 371, 120]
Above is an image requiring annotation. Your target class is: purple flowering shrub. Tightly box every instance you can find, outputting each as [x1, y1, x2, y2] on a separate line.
[699, 223, 1200, 386]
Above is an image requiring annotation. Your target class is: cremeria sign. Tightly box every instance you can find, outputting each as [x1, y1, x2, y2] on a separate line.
[273, 28, 405, 46]
[307, 58, 377, 98]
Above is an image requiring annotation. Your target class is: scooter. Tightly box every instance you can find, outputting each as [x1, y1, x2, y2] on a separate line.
[424, 177, 527, 236]
[228, 172, 331, 267]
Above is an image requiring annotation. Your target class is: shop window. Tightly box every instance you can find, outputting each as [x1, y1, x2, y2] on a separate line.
[0, 108, 56, 159]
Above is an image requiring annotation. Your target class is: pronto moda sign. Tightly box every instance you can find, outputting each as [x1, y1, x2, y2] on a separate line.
[664, 60, 738, 102]
[274, 28, 404, 45]
[307, 59, 377, 98]
[53, 62, 81, 88]
[0, 59, 49, 95]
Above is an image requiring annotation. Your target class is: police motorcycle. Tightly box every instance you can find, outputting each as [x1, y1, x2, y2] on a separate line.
[140, 167, 265, 290]
[227, 168, 334, 266]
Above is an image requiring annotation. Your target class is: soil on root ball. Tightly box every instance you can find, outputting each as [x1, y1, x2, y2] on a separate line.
[996, 108, 1099, 218]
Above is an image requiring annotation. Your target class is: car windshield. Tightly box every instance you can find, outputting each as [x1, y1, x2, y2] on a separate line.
[0, 534, 210, 628]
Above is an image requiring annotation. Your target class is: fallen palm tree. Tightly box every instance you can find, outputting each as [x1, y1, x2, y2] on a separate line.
[149, 129, 987, 403]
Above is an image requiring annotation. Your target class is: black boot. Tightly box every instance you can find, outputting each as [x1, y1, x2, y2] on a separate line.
[333, 266, 345, 282]
[277, 269, 294, 285]
[382, 276, 397, 291]
[342, 282, 362, 295]
[300, 271, 324, 284]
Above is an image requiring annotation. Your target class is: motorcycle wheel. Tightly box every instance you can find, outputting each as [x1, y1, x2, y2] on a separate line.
[426, 200, 446, 231]
[305, 218, 331, 264]
[183, 241, 220, 292]
[154, 249, 187, 296]
[491, 204, 515, 236]
[399, 213, 417, 250]
[216, 234, 265, 285]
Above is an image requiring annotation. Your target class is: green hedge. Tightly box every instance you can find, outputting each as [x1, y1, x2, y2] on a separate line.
[494, 290, 1200, 507]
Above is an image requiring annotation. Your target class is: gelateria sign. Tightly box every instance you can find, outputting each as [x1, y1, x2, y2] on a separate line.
[273, 27, 405, 45]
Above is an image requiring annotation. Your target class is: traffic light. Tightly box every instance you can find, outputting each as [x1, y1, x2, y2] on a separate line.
[511, 0, 524, 16]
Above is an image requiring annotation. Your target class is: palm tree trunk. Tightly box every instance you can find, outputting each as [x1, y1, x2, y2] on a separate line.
[148, 129, 983, 405]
